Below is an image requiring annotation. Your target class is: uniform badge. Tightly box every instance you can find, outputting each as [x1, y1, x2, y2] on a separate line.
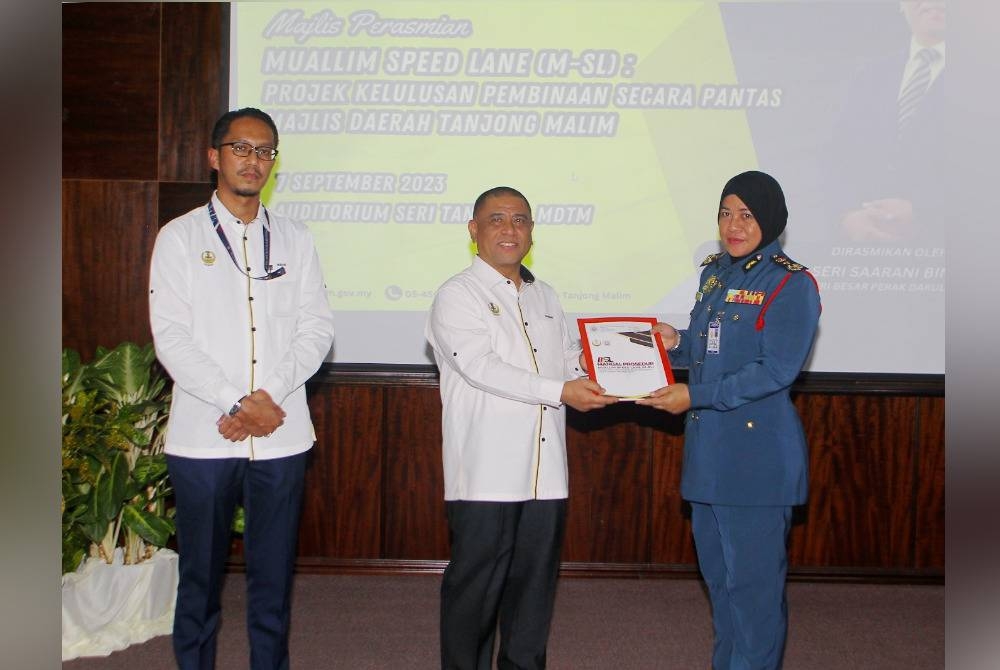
[725, 289, 766, 305]
[700, 252, 723, 267]
[201, 251, 216, 266]
[743, 254, 763, 271]
[700, 275, 721, 295]
[772, 255, 806, 272]
[488, 302, 500, 316]
[707, 318, 721, 354]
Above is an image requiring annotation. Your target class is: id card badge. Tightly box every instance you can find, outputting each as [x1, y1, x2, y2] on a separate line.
[707, 318, 721, 354]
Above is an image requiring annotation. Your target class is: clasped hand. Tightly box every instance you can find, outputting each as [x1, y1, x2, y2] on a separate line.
[842, 198, 913, 241]
[634, 383, 691, 414]
[217, 389, 287, 442]
[560, 377, 618, 412]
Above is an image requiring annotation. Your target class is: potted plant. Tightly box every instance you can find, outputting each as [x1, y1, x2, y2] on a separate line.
[61, 341, 178, 660]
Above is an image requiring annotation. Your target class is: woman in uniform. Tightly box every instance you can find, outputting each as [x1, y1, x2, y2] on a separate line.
[637, 170, 821, 669]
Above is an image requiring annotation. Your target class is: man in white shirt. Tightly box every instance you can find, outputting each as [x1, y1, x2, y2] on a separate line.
[149, 107, 335, 670]
[426, 186, 616, 669]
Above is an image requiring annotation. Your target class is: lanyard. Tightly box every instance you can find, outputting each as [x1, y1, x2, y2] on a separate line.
[207, 201, 285, 280]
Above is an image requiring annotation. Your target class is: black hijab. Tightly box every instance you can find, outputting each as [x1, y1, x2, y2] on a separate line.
[719, 170, 787, 256]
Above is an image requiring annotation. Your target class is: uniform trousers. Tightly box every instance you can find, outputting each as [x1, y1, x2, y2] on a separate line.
[690, 502, 793, 670]
[440, 498, 567, 670]
[167, 451, 308, 670]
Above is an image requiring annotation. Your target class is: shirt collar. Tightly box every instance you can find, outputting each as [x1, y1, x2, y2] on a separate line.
[210, 192, 270, 230]
[470, 255, 535, 288]
[908, 38, 946, 71]
[724, 238, 783, 272]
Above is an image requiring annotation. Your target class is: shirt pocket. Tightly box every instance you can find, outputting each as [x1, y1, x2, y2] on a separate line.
[266, 276, 298, 318]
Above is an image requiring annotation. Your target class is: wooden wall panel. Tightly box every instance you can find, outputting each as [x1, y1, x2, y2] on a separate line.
[158, 182, 216, 228]
[564, 404, 653, 563]
[298, 386, 384, 558]
[915, 397, 945, 568]
[160, 3, 228, 182]
[381, 387, 448, 559]
[62, 180, 158, 357]
[62, 3, 160, 181]
[789, 395, 917, 568]
[290, 381, 942, 576]
[650, 415, 696, 566]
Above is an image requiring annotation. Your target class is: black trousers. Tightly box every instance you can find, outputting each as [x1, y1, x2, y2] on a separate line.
[440, 498, 568, 670]
[167, 452, 308, 670]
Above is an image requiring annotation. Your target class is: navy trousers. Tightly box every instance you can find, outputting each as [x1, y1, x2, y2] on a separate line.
[691, 503, 793, 670]
[167, 452, 308, 670]
[440, 499, 567, 670]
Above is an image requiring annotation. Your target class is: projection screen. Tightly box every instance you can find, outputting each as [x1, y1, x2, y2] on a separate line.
[228, 1, 948, 374]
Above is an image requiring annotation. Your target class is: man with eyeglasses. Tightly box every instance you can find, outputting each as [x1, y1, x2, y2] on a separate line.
[149, 107, 335, 670]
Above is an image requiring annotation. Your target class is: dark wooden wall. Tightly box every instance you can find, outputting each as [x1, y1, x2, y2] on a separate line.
[291, 373, 943, 580]
[63, 3, 225, 355]
[63, 3, 943, 580]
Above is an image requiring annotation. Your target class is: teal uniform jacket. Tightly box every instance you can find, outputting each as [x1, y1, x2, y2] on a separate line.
[669, 238, 821, 506]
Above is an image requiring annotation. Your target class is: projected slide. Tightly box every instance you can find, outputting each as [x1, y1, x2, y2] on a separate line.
[230, 2, 947, 373]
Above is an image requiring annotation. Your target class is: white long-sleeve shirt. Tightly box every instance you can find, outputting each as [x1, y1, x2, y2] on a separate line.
[425, 257, 585, 501]
[149, 193, 335, 460]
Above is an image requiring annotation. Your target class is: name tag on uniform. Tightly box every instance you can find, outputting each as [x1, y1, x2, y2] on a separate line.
[707, 318, 721, 354]
[725, 289, 766, 305]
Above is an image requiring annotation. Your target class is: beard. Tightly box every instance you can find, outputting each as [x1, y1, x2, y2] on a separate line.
[233, 186, 261, 198]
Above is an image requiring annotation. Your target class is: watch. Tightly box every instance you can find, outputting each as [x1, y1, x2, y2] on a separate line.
[670, 330, 681, 351]
[228, 397, 245, 416]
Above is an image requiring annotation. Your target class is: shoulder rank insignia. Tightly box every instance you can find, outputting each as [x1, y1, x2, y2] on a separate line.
[742, 253, 763, 272]
[771, 255, 806, 272]
[700, 252, 723, 267]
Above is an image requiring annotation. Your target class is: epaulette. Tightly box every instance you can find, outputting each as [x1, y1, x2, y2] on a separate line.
[700, 252, 723, 267]
[771, 254, 807, 272]
[742, 253, 764, 272]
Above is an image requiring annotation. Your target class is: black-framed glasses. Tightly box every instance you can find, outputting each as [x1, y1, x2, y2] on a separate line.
[217, 141, 279, 161]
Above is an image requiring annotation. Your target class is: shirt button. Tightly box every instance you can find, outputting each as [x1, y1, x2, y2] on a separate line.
[541, 437, 546, 442]
[251, 327, 256, 332]
[249, 296, 254, 302]
[533, 348, 538, 352]
[252, 359, 257, 364]
[746, 420, 754, 429]
[524, 321, 529, 326]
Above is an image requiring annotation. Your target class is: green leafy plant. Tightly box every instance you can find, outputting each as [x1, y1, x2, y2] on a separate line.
[62, 342, 174, 574]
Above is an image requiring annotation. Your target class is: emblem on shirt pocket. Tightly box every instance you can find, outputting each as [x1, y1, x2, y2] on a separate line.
[488, 302, 501, 316]
[201, 251, 216, 266]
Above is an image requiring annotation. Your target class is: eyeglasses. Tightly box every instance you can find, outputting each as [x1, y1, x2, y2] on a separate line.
[217, 141, 279, 161]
